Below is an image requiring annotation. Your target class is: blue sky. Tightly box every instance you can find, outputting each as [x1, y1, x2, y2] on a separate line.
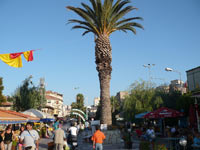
[0, 0, 199, 105]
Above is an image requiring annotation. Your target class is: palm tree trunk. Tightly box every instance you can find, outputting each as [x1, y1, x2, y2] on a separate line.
[95, 34, 112, 125]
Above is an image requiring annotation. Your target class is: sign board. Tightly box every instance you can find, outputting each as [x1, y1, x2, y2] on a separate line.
[100, 124, 107, 130]
[91, 120, 100, 126]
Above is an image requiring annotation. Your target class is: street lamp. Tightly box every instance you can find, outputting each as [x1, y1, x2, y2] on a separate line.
[165, 67, 183, 92]
[143, 64, 155, 82]
[165, 67, 182, 81]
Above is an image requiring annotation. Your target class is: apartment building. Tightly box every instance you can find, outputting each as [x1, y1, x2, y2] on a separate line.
[42, 90, 64, 117]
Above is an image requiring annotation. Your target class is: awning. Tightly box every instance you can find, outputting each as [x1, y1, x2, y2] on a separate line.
[22, 109, 54, 119]
[135, 112, 150, 119]
[0, 109, 40, 124]
[144, 107, 183, 119]
[0, 110, 27, 124]
[0, 109, 40, 122]
[40, 118, 55, 122]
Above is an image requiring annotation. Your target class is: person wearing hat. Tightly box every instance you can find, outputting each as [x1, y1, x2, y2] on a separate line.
[20, 122, 39, 150]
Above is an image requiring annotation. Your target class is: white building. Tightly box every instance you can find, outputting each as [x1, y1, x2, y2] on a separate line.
[62, 105, 71, 116]
[170, 79, 187, 93]
[94, 97, 100, 106]
[43, 91, 64, 117]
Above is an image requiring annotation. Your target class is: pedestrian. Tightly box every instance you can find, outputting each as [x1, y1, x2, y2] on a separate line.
[2, 125, 15, 150]
[85, 121, 89, 132]
[18, 125, 25, 150]
[20, 122, 39, 150]
[0, 131, 5, 150]
[123, 128, 132, 149]
[53, 123, 66, 150]
[68, 122, 78, 145]
[91, 125, 106, 150]
[53, 119, 59, 130]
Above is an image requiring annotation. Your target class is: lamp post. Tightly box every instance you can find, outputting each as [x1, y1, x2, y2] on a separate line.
[143, 64, 155, 82]
[165, 67, 183, 92]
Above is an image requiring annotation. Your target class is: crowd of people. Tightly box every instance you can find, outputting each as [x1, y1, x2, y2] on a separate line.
[0, 122, 39, 150]
[134, 124, 200, 149]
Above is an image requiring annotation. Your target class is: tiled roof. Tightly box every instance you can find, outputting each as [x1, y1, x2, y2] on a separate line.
[45, 95, 62, 101]
[1, 109, 40, 121]
[0, 109, 39, 121]
[46, 91, 63, 97]
[0, 109, 27, 121]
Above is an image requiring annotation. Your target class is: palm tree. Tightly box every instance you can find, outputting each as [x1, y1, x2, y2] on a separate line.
[66, 0, 143, 125]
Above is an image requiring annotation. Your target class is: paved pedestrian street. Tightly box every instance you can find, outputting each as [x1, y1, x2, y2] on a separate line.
[38, 131, 140, 150]
[76, 130, 140, 150]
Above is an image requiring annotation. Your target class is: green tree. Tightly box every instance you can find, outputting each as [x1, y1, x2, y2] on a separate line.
[12, 77, 46, 111]
[0, 77, 6, 104]
[176, 92, 195, 115]
[110, 96, 120, 124]
[110, 96, 120, 113]
[123, 80, 163, 121]
[67, 0, 143, 125]
[71, 93, 86, 112]
[158, 90, 181, 110]
[71, 102, 78, 109]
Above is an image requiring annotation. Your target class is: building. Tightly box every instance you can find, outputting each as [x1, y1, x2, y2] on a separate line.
[0, 102, 13, 110]
[186, 66, 200, 131]
[116, 91, 129, 103]
[41, 90, 64, 117]
[186, 66, 200, 92]
[63, 105, 71, 116]
[94, 97, 100, 106]
[156, 85, 170, 93]
[169, 79, 187, 93]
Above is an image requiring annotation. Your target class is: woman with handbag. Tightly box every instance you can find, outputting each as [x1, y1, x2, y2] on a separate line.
[2, 125, 15, 150]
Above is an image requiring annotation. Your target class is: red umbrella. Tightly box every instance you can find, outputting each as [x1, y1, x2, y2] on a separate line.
[144, 107, 183, 119]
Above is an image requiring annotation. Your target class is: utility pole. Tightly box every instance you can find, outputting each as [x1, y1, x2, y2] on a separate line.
[143, 64, 155, 85]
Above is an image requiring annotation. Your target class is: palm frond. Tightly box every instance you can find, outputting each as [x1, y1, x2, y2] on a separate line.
[72, 25, 95, 35]
[110, 6, 137, 26]
[82, 30, 91, 36]
[116, 25, 137, 34]
[115, 17, 143, 26]
[81, 3, 97, 25]
[67, 6, 99, 35]
[67, 0, 143, 36]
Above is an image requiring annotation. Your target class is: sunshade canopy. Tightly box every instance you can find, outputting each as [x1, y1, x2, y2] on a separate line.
[0, 109, 27, 124]
[135, 112, 150, 119]
[0, 109, 40, 124]
[22, 109, 54, 119]
[144, 107, 183, 119]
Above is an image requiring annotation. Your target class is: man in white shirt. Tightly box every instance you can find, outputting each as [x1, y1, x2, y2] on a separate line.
[146, 127, 155, 141]
[20, 122, 39, 150]
[68, 122, 78, 136]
